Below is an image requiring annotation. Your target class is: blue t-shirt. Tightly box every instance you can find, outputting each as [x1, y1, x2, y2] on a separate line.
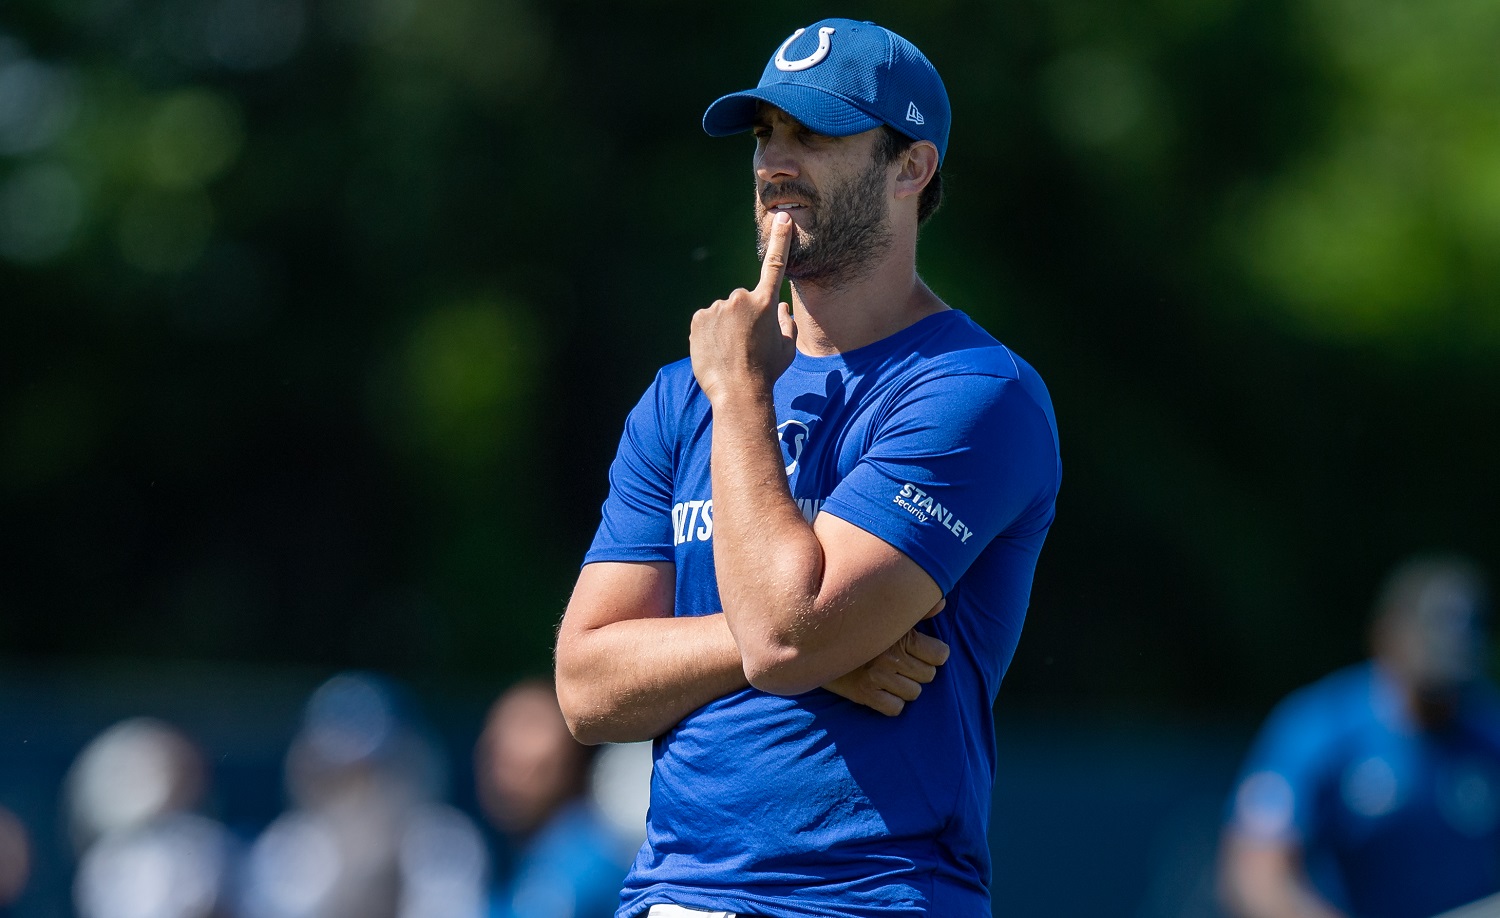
[584, 310, 1061, 918]
[1227, 663, 1500, 918]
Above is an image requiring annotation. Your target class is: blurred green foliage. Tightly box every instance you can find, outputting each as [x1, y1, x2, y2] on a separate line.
[1, 0, 1495, 713]
[1233, 0, 1500, 346]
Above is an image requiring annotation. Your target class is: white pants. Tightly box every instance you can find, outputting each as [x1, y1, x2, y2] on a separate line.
[646, 906, 738, 918]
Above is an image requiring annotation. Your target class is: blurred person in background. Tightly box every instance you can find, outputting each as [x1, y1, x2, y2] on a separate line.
[476, 679, 633, 918]
[1219, 555, 1500, 918]
[240, 671, 488, 918]
[64, 717, 239, 918]
[0, 806, 30, 916]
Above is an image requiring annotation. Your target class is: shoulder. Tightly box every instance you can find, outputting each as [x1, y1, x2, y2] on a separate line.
[901, 311, 1056, 425]
[1274, 663, 1377, 724]
[1255, 664, 1379, 761]
[608, 358, 705, 472]
[1230, 665, 1377, 837]
[625, 358, 706, 427]
[646, 356, 701, 403]
[892, 354, 1059, 463]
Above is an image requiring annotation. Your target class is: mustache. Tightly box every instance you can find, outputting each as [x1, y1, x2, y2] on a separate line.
[759, 180, 822, 210]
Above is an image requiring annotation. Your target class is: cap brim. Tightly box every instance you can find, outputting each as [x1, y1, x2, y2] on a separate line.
[703, 83, 883, 138]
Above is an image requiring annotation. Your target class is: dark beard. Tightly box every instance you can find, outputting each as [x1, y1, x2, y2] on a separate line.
[755, 158, 892, 287]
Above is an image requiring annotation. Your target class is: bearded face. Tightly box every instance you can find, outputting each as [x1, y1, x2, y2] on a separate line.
[755, 150, 894, 287]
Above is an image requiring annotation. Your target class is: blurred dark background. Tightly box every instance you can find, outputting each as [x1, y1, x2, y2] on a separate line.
[1, 0, 1497, 914]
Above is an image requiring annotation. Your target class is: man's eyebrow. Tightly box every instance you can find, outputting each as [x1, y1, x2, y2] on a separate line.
[753, 117, 821, 136]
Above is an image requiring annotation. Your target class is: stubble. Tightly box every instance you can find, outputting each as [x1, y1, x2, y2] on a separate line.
[755, 158, 893, 289]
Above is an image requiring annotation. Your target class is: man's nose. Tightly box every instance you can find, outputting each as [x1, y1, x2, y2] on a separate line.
[755, 134, 801, 184]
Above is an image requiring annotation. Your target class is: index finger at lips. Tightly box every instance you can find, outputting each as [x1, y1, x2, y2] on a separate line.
[756, 211, 792, 296]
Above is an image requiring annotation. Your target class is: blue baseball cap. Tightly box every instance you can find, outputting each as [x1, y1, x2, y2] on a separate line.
[703, 19, 951, 164]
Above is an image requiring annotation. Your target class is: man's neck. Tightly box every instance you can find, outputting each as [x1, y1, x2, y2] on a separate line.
[1410, 690, 1458, 731]
[786, 240, 947, 356]
[1377, 658, 1462, 732]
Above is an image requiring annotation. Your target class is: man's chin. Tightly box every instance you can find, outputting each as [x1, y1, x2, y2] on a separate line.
[783, 248, 822, 281]
[785, 262, 845, 286]
[758, 238, 814, 275]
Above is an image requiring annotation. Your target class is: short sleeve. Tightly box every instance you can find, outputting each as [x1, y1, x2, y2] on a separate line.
[583, 376, 675, 564]
[820, 373, 1059, 594]
[1227, 697, 1329, 844]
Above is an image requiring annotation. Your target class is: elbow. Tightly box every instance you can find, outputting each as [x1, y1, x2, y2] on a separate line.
[555, 677, 608, 746]
[555, 637, 617, 745]
[730, 589, 828, 696]
[566, 719, 610, 747]
[741, 641, 823, 696]
[558, 700, 611, 746]
[556, 676, 652, 745]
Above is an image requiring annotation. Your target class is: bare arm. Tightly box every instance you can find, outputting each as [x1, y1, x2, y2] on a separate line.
[555, 561, 951, 744]
[1218, 833, 1347, 918]
[555, 561, 744, 745]
[689, 213, 943, 694]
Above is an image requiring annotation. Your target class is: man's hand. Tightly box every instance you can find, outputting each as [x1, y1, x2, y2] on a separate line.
[823, 599, 951, 716]
[690, 211, 797, 403]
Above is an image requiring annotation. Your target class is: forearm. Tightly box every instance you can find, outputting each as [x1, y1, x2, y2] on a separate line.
[709, 388, 840, 690]
[556, 612, 747, 745]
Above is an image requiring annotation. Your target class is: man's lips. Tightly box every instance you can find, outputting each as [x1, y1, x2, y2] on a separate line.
[764, 201, 808, 212]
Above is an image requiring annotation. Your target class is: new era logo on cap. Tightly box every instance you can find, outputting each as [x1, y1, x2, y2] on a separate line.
[906, 102, 924, 125]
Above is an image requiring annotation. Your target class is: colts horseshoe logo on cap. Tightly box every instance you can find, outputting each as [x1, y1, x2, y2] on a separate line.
[774, 27, 836, 72]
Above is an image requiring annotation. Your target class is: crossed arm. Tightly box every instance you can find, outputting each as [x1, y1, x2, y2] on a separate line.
[554, 560, 947, 744]
[689, 210, 946, 694]
[555, 214, 948, 744]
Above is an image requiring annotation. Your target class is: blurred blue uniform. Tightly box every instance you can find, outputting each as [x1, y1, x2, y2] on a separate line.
[490, 801, 629, 918]
[1228, 662, 1500, 918]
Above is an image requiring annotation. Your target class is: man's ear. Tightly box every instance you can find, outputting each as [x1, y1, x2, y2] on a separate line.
[893, 141, 939, 202]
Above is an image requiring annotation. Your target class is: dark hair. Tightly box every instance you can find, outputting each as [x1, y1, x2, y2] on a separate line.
[876, 126, 943, 225]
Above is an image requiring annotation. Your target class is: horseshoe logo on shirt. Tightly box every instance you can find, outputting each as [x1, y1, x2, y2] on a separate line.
[778, 419, 810, 476]
[774, 27, 836, 72]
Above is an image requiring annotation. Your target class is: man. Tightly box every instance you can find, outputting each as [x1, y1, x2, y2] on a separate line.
[477, 680, 633, 918]
[555, 19, 1061, 918]
[1219, 556, 1500, 918]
